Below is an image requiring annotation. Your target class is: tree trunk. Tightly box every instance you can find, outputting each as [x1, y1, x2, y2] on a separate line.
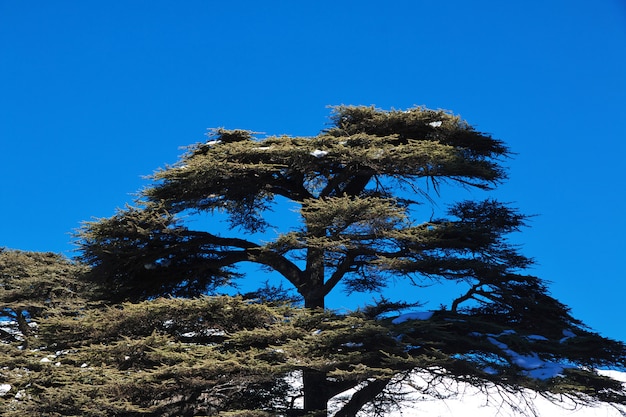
[301, 264, 328, 415]
[301, 244, 328, 415]
[303, 369, 328, 416]
[304, 292, 325, 309]
[302, 288, 327, 415]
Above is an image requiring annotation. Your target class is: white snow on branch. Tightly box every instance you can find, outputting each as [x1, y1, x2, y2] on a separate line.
[485, 333, 573, 380]
[428, 121, 443, 128]
[0, 384, 11, 396]
[180, 328, 226, 338]
[205, 140, 221, 146]
[310, 149, 328, 158]
[341, 342, 364, 348]
[392, 311, 434, 324]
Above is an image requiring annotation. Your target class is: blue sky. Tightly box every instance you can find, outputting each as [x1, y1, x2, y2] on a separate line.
[1, 1, 625, 342]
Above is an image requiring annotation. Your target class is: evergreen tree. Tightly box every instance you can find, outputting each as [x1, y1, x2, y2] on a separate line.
[76, 106, 626, 415]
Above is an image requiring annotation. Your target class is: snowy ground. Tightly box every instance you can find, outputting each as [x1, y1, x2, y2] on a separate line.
[330, 370, 626, 417]
[330, 312, 626, 416]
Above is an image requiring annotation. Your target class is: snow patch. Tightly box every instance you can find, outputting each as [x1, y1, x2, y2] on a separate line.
[376, 371, 626, 417]
[428, 121, 443, 128]
[485, 333, 572, 379]
[341, 342, 364, 348]
[180, 328, 226, 338]
[310, 149, 328, 158]
[291, 369, 626, 416]
[0, 384, 11, 396]
[392, 311, 434, 324]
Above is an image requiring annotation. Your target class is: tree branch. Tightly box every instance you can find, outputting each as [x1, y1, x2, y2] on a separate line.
[245, 248, 306, 290]
[323, 253, 356, 296]
[451, 282, 482, 312]
[266, 171, 314, 202]
[186, 231, 260, 249]
[341, 171, 375, 196]
[332, 378, 391, 417]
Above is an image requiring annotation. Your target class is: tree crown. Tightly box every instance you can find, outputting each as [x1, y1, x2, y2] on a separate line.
[71, 106, 626, 415]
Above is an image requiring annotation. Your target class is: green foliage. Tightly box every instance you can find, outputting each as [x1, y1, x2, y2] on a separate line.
[0, 292, 624, 416]
[77, 204, 236, 302]
[0, 249, 90, 316]
[75, 106, 522, 308]
[0, 297, 296, 416]
[0, 249, 92, 344]
[49, 105, 626, 414]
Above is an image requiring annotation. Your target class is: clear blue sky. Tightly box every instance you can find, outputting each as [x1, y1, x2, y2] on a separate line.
[1, 1, 625, 342]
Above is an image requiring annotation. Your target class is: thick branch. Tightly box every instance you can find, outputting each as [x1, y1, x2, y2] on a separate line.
[323, 253, 356, 296]
[320, 169, 354, 198]
[245, 248, 306, 289]
[341, 171, 375, 196]
[451, 282, 482, 312]
[333, 378, 391, 417]
[186, 230, 259, 249]
[205, 245, 305, 289]
[266, 171, 314, 202]
[320, 169, 375, 198]
[326, 379, 364, 401]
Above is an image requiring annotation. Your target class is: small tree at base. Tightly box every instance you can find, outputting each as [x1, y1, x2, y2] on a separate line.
[77, 106, 626, 415]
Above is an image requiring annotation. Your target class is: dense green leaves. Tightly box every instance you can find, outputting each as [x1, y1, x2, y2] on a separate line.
[1, 295, 623, 416]
[0, 297, 295, 416]
[0, 249, 91, 344]
[37, 105, 626, 414]
[76, 107, 522, 308]
[78, 204, 240, 302]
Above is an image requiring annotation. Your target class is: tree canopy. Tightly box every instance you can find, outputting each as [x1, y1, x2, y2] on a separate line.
[2, 106, 624, 416]
[79, 106, 518, 309]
